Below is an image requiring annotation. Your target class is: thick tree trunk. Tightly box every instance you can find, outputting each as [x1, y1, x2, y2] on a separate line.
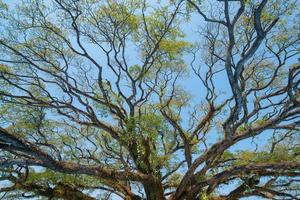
[143, 179, 165, 200]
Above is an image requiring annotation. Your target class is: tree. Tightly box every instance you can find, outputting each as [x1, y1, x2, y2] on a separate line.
[0, 0, 299, 199]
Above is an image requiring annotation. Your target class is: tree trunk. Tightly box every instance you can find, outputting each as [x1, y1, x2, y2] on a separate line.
[143, 179, 165, 200]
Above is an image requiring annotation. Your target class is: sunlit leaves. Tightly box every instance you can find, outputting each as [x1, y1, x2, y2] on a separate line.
[234, 145, 298, 166]
[26, 169, 102, 187]
[93, 0, 140, 32]
[159, 39, 190, 59]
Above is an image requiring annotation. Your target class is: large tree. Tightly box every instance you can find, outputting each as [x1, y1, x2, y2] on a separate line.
[0, 0, 299, 199]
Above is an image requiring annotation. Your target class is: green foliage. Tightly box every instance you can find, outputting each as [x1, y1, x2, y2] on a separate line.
[0, 104, 45, 136]
[199, 193, 209, 200]
[235, 145, 297, 165]
[124, 112, 165, 141]
[0, 0, 7, 18]
[237, 118, 268, 133]
[25, 168, 102, 188]
[293, 146, 300, 156]
[93, 0, 140, 32]
[237, 123, 251, 133]
[167, 172, 182, 187]
[129, 64, 142, 78]
[159, 39, 190, 59]
[0, 64, 11, 73]
[221, 151, 235, 160]
[195, 175, 206, 183]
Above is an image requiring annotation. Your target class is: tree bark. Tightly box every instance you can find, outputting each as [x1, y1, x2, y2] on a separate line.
[143, 179, 165, 200]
